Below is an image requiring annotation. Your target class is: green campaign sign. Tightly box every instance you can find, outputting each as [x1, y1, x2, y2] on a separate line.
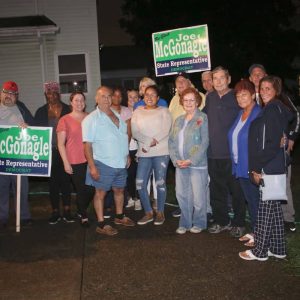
[0, 126, 52, 176]
[152, 25, 211, 76]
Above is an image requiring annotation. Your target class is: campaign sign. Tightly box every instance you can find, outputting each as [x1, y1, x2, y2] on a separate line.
[0, 126, 52, 176]
[152, 25, 211, 76]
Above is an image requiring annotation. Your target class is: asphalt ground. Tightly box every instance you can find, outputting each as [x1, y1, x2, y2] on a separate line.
[0, 200, 299, 300]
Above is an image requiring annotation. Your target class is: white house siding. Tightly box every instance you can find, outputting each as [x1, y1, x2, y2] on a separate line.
[0, 0, 100, 113]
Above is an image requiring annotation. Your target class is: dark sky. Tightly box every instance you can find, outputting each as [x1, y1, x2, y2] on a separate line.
[97, 0, 133, 46]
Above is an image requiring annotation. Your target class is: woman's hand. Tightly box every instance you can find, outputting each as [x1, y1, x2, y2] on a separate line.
[64, 162, 73, 175]
[251, 171, 262, 185]
[150, 138, 158, 147]
[126, 155, 131, 168]
[287, 140, 294, 153]
[176, 160, 191, 169]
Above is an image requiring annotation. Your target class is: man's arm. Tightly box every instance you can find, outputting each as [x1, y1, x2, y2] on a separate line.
[84, 142, 99, 181]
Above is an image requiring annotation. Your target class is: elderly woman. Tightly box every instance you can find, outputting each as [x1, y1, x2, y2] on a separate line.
[57, 92, 94, 227]
[239, 76, 294, 261]
[131, 85, 172, 225]
[169, 87, 209, 234]
[227, 80, 261, 241]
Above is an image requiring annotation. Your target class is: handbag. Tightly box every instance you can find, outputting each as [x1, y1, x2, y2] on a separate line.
[260, 173, 287, 201]
[259, 120, 287, 201]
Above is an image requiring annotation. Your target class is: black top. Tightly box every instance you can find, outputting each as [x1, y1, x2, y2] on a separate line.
[16, 100, 35, 126]
[203, 89, 240, 159]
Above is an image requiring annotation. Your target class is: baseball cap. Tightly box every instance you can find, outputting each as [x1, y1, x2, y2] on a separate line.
[248, 64, 266, 75]
[2, 81, 18, 94]
[175, 72, 190, 81]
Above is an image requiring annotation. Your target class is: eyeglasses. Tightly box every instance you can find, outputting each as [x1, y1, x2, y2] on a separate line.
[2, 89, 18, 96]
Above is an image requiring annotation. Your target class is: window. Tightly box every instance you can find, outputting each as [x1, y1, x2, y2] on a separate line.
[122, 79, 136, 90]
[57, 54, 88, 94]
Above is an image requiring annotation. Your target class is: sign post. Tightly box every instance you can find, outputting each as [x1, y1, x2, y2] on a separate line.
[16, 174, 21, 232]
[152, 24, 211, 77]
[0, 126, 52, 232]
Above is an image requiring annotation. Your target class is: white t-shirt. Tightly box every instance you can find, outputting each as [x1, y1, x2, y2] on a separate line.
[232, 116, 246, 164]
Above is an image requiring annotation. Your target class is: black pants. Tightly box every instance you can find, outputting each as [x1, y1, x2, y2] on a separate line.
[49, 148, 71, 211]
[71, 163, 95, 218]
[127, 150, 138, 199]
[208, 158, 246, 226]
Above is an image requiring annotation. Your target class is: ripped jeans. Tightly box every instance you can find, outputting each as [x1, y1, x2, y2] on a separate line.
[136, 155, 169, 213]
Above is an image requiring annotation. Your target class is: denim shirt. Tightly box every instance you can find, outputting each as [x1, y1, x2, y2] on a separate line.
[169, 109, 209, 167]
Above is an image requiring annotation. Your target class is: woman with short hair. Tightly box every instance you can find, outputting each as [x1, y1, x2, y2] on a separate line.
[169, 87, 209, 234]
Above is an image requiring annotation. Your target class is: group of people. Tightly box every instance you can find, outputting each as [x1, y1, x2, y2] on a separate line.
[0, 63, 298, 261]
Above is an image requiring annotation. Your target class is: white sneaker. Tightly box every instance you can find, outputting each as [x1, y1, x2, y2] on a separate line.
[176, 227, 187, 234]
[268, 250, 286, 259]
[126, 198, 135, 208]
[190, 226, 202, 234]
[134, 199, 142, 211]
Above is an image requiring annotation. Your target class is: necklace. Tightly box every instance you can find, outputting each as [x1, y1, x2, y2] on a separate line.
[107, 111, 119, 127]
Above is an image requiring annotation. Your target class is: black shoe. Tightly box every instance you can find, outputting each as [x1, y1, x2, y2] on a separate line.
[80, 218, 90, 228]
[75, 211, 82, 219]
[21, 219, 33, 227]
[48, 212, 61, 225]
[104, 209, 111, 219]
[285, 222, 296, 232]
[172, 208, 181, 218]
[63, 211, 75, 223]
[0, 221, 8, 229]
[207, 213, 214, 223]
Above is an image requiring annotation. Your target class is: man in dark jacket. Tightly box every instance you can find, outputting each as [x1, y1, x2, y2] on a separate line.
[0, 81, 33, 228]
[35, 82, 72, 224]
[203, 66, 246, 235]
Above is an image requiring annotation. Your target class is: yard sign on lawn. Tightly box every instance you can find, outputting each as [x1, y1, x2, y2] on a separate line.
[0, 126, 52, 232]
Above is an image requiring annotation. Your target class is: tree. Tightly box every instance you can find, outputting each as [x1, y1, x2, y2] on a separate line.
[120, 0, 300, 84]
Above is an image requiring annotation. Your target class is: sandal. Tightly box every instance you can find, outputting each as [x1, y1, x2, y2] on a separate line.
[244, 239, 255, 247]
[239, 233, 254, 242]
[239, 250, 268, 261]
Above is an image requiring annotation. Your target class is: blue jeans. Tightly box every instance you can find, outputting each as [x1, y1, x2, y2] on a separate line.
[239, 178, 260, 231]
[0, 175, 31, 222]
[136, 155, 169, 213]
[176, 167, 208, 229]
[86, 160, 127, 191]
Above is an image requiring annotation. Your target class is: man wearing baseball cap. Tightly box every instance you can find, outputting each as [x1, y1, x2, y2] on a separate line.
[34, 82, 72, 225]
[248, 64, 267, 104]
[0, 81, 34, 228]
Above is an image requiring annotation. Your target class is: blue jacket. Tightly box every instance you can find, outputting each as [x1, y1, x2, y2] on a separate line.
[169, 109, 209, 167]
[228, 104, 261, 178]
